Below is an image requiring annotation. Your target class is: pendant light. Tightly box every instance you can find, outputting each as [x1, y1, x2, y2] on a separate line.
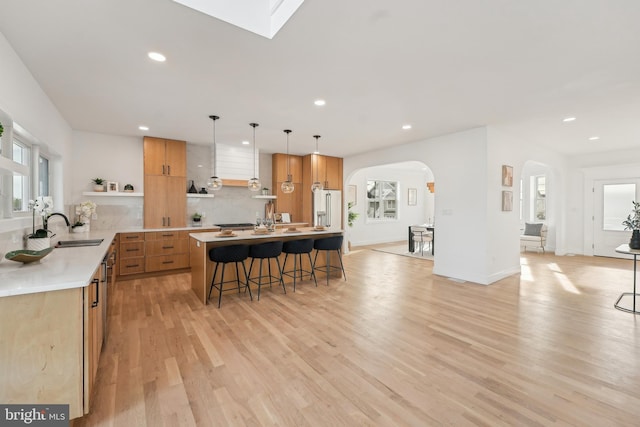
[281, 129, 295, 194]
[247, 123, 261, 191]
[311, 135, 324, 193]
[206, 115, 223, 191]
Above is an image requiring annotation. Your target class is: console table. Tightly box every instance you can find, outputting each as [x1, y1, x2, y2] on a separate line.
[614, 244, 640, 314]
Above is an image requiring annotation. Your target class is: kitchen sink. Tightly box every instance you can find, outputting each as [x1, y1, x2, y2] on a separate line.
[55, 239, 104, 248]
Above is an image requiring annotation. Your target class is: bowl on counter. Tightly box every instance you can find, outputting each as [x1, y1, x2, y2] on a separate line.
[5, 247, 54, 264]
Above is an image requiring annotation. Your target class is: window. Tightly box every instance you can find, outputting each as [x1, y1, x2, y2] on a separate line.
[519, 179, 523, 220]
[603, 183, 635, 231]
[12, 138, 31, 212]
[367, 180, 397, 220]
[39, 155, 50, 196]
[534, 175, 546, 220]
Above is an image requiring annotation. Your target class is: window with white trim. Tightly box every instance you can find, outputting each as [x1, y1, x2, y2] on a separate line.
[12, 137, 31, 212]
[366, 180, 397, 220]
[534, 175, 546, 220]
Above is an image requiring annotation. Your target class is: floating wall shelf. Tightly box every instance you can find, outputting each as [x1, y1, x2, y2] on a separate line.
[82, 191, 143, 197]
[252, 195, 277, 199]
[187, 194, 215, 198]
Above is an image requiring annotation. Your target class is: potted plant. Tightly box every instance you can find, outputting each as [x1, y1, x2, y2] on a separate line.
[347, 202, 359, 227]
[92, 178, 105, 192]
[123, 183, 134, 192]
[26, 197, 54, 250]
[622, 201, 640, 249]
[71, 221, 87, 233]
[0, 121, 4, 137]
[261, 187, 270, 196]
[192, 212, 202, 223]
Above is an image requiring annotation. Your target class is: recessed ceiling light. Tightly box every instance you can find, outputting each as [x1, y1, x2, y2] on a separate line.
[402, 124, 412, 130]
[138, 125, 149, 131]
[242, 140, 250, 145]
[314, 99, 326, 106]
[148, 52, 166, 62]
[197, 164, 203, 168]
[562, 117, 576, 122]
[588, 136, 600, 141]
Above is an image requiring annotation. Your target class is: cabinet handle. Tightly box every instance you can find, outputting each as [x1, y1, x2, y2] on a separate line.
[162, 234, 174, 237]
[126, 263, 140, 268]
[91, 278, 99, 308]
[126, 248, 139, 252]
[168, 165, 171, 175]
[162, 246, 174, 249]
[162, 260, 174, 264]
[162, 217, 166, 226]
[162, 165, 166, 175]
[125, 235, 139, 240]
[167, 217, 171, 227]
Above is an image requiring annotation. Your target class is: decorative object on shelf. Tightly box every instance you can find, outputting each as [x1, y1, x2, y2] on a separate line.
[92, 178, 105, 192]
[5, 247, 54, 264]
[199, 187, 208, 194]
[248, 122, 261, 191]
[107, 181, 119, 192]
[188, 180, 198, 193]
[123, 183, 134, 192]
[311, 135, 324, 193]
[71, 222, 87, 233]
[261, 187, 270, 196]
[192, 212, 202, 223]
[207, 115, 223, 191]
[348, 202, 359, 227]
[622, 201, 640, 249]
[281, 129, 295, 194]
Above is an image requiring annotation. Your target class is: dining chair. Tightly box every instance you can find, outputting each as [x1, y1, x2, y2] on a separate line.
[411, 226, 433, 256]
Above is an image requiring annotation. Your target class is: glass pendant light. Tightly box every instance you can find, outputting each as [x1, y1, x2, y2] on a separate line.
[311, 135, 324, 193]
[206, 115, 223, 191]
[247, 123, 261, 191]
[281, 129, 295, 194]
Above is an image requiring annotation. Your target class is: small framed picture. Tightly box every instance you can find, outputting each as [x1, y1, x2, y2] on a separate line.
[347, 185, 357, 206]
[502, 165, 513, 187]
[280, 213, 291, 223]
[502, 190, 513, 211]
[107, 181, 119, 192]
[408, 188, 417, 206]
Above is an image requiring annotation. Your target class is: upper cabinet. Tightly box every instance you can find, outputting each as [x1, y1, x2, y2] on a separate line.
[143, 137, 186, 177]
[143, 137, 187, 228]
[273, 153, 302, 183]
[272, 153, 303, 222]
[303, 154, 343, 190]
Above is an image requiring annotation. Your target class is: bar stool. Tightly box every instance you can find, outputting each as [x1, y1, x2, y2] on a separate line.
[282, 238, 317, 291]
[313, 235, 346, 286]
[208, 244, 252, 308]
[247, 240, 286, 300]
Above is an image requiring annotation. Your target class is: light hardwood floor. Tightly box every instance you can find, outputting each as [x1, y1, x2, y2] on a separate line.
[74, 247, 640, 426]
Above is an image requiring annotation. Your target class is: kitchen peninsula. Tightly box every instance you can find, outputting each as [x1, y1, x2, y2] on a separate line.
[190, 227, 343, 305]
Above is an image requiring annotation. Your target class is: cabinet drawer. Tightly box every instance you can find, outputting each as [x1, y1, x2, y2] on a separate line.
[145, 231, 188, 241]
[120, 241, 145, 258]
[145, 254, 189, 272]
[146, 239, 188, 256]
[120, 232, 145, 242]
[119, 258, 145, 275]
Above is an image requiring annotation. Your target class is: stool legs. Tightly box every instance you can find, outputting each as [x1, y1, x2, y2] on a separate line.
[208, 261, 252, 308]
[247, 257, 286, 300]
[313, 249, 347, 286]
[283, 253, 317, 291]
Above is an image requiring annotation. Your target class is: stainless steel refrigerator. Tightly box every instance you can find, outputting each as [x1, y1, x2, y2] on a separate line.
[313, 189, 342, 229]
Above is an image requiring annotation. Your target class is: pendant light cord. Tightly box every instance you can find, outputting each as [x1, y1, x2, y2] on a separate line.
[314, 135, 320, 182]
[250, 123, 259, 178]
[210, 115, 219, 177]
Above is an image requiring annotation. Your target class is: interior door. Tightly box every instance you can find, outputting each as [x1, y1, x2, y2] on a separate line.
[593, 179, 640, 258]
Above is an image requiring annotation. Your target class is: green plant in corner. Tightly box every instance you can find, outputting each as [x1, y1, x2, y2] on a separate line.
[348, 202, 359, 227]
[0, 121, 4, 137]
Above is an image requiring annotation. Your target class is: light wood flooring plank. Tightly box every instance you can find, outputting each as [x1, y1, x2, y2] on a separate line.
[73, 249, 640, 426]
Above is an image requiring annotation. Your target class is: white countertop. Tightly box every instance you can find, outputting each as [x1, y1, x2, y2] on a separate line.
[0, 231, 116, 298]
[190, 227, 343, 243]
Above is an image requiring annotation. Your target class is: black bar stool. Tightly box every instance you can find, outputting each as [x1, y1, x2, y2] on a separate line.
[208, 244, 252, 308]
[313, 235, 346, 286]
[248, 240, 286, 300]
[282, 238, 317, 291]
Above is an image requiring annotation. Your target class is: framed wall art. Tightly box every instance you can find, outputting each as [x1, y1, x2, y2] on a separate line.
[502, 165, 513, 187]
[502, 190, 513, 211]
[408, 188, 417, 206]
[107, 181, 119, 192]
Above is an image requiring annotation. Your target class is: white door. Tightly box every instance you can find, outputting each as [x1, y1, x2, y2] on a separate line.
[593, 179, 640, 258]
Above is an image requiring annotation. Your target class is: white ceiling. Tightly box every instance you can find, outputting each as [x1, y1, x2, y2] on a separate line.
[1, 0, 640, 158]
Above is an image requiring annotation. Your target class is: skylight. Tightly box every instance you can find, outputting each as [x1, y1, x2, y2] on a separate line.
[173, 0, 304, 39]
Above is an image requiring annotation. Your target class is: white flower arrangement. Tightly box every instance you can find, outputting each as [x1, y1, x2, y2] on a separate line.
[75, 200, 97, 226]
[28, 196, 54, 238]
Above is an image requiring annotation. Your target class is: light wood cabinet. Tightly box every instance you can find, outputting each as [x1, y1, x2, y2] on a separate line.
[0, 265, 105, 420]
[145, 231, 190, 272]
[143, 137, 187, 177]
[301, 154, 343, 224]
[143, 137, 187, 228]
[118, 232, 145, 276]
[272, 153, 304, 223]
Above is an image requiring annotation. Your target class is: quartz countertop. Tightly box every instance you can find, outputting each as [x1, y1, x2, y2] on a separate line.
[189, 226, 342, 243]
[0, 231, 116, 298]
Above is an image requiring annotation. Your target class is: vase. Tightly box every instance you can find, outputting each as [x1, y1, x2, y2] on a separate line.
[26, 237, 50, 251]
[93, 184, 104, 192]
[72, 225, 87, 233]
[199, 187, 207, 194]
[630, 230, 640, 249]
[188, 180, 198, 193]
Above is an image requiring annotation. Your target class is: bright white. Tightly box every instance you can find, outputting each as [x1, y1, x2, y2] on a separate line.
[148, 52, 166, 62]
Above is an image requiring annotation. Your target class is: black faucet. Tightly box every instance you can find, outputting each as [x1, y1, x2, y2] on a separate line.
[46, 212, 71, 227]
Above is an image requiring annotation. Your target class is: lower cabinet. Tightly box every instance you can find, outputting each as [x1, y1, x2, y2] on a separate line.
[0, 266, 105, 420]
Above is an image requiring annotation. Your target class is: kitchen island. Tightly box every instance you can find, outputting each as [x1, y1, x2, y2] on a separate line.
[189, 227, 343, 305]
